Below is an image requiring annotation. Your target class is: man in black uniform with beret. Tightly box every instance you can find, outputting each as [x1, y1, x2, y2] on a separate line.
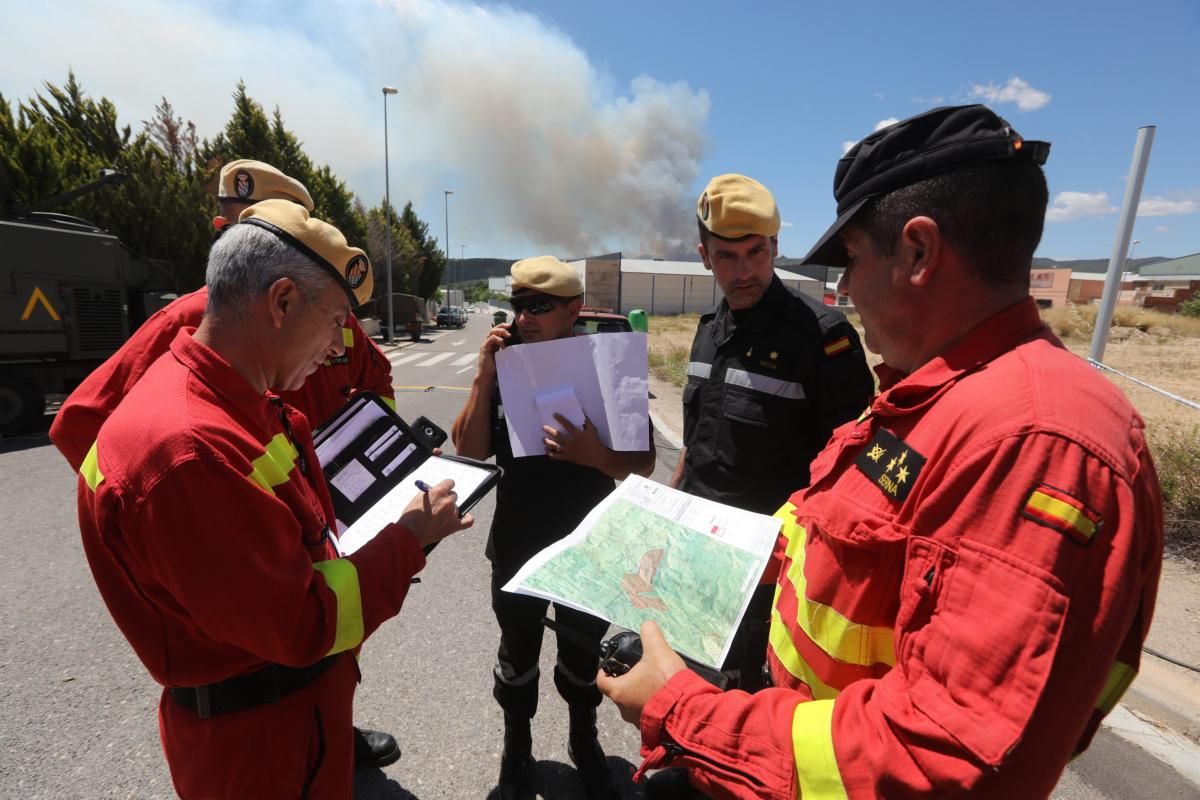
[670, 174, 874, 689]
[452, 256, 657, 800]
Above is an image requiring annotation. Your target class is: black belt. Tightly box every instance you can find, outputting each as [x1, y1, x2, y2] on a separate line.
[169, 655, 340, 719]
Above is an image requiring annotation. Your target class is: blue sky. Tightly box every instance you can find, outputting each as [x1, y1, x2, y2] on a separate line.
[5, 0, 1198, 262]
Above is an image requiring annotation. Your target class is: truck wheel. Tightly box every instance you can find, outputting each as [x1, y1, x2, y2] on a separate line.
[0, 373, 46, 435]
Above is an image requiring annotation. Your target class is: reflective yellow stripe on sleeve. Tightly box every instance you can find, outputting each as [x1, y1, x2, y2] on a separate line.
[246, 434, 298, 496]
[381, 396, 397, 412]
[777, 506, 896, 670]
[792, 698, 848, 800]
[342, 327, 354, 348]
[81, 440, 104, 492]
[1096, 661, 1137, 716]
[312, 559, 364, 655]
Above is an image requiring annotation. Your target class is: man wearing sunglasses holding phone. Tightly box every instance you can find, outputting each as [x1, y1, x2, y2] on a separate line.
[452, 255, 656, 800]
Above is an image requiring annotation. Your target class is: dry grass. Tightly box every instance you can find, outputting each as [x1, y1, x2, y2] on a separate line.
[1042, 303, 1200, 342]
[647, 313, 701, 387]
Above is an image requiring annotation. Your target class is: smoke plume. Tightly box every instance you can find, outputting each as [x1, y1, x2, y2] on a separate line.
[364, 0, 711, 258]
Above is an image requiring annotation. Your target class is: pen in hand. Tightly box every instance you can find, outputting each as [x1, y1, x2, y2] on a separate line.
[415, 479, 431, 493]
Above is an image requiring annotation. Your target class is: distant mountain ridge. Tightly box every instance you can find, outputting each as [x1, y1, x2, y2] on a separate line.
[1030, 256, 1168, 273]
[448, 255, 1172, 285]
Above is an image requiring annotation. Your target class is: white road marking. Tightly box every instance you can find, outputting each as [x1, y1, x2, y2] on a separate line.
[389, 353, 426, 366]
[456, 365, 475, 374]
[451, 339, 467, 346]
[450, 354, 476, 366]
[416, 352, 455, 367]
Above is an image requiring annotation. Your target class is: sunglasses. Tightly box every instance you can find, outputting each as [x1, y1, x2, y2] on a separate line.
[511, 295, 564, 316]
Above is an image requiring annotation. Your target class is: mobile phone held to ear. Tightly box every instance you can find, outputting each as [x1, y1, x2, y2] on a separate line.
[505, 322, 522, 347]
[412, 416, 448, 450]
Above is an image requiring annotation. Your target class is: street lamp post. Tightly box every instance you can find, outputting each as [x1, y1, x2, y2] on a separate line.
[381, 86, 398, 344]
[1127, 239, 1141, 270]
[444, 190, 452, 305]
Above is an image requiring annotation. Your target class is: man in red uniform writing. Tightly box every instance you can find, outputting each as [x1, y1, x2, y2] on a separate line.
[50, 159, 402, 768]
[599, 105, 1164, 799]
[75, 199, 472, 798]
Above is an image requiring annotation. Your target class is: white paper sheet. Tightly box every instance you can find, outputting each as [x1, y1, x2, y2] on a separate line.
[495, 332, 649, 457]
[335, 456, 495, 555]
[534, 386, 585, 433]
[329, 459, 374, 503]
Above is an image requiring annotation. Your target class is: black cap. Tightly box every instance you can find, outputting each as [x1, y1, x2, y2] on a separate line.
[801, 104, 1050, 267]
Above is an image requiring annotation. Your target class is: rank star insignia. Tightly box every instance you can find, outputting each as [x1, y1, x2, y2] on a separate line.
[770, 351, 779, 360]
[855, 428, 926, 502]
[745, 348, 753, 358]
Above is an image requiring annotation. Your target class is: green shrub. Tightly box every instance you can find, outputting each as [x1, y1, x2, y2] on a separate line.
[1149, 423, 1200, 561]
[648, 344, 690, 388]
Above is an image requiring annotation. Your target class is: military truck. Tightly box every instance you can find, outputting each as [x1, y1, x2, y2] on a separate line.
[0, 168, 172, 434]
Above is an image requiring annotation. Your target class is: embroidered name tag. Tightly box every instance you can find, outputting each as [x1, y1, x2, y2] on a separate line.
[855, 428, 926, 502]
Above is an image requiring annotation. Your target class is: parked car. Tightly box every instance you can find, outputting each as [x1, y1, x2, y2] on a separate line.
[437, 306, 467, 328]
[573, 307, 632, 336]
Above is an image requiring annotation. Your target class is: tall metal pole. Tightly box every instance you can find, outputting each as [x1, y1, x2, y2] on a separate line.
[444, 190, 452, 304]
[382, 86, 398, 343]
[1089, 126, 1155, 364]
[460, 244, 466, 294]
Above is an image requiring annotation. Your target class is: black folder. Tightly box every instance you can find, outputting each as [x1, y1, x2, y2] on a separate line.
[312, 392, 502, 554]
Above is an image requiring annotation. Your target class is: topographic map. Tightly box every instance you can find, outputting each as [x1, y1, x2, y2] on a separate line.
[520, 497, 761, 666]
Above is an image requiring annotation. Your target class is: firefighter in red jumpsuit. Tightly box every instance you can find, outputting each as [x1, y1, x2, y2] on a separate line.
[75, 200, 473, 798]
[50, 160, 400, 768]
[600, 105, 1164, 799]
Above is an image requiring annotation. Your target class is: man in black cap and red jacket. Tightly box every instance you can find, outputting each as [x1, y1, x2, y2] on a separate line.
[598, 105, 1163, 799]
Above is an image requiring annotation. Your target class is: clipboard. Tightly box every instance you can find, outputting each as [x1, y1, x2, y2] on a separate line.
[312, 392, 502, 555]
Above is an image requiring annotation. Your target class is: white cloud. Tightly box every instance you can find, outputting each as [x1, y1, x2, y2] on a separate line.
[1155, 225, 1169, 233]
[968, 76, 1051, 112]
[780, 221, 794, 228]
[912, 95, 945, 105]
[1045, 191, 1117, 222]
[841, 118, 900, 155]
[1137, 196, 1200, 217]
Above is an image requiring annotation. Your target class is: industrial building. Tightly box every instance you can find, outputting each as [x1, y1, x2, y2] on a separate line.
[567, 253, 823, 315]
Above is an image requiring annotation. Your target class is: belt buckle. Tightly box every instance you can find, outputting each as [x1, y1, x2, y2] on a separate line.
[195, 686, 212, 719]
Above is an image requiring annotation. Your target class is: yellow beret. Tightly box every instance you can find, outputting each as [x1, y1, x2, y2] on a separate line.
[218, 159, 314, 212]
[697, 174, 780, 239]
[510, 255, 583, 297]
[238, 200, 373, 307]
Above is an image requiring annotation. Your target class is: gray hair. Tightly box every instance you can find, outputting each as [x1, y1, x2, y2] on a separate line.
[205, 224, 336, 319]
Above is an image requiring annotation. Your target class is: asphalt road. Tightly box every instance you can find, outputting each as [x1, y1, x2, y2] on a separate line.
[1, 311, 1196, 798]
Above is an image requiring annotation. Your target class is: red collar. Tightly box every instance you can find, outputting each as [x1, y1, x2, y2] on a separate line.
[873, 297, 1051, 417]
[169, 329, 276, 432]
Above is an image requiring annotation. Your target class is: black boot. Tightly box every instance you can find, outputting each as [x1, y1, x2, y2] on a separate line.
[567, 705, 618, 800]
[352, 727, 401, 769]
[497, 713, 537, 800]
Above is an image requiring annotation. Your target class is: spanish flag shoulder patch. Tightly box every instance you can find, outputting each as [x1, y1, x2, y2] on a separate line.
[824, 336, 851, 357]
[1021, 483, 1102, 545]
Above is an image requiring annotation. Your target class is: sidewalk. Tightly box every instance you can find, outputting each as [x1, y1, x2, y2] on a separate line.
[645, 373, 1200, 781]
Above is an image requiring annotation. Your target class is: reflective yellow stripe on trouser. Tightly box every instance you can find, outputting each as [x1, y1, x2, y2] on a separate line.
[246, 434, 298, 495]
[792, 699, 849, 799]
[312, 559, 364, 655]
[381, 396, 397, 412]
[1096, 661, 1137, 715]
[81, 441, 104, 491]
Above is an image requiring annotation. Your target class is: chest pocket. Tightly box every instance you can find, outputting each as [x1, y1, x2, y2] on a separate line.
[717, 388, 799, 473]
